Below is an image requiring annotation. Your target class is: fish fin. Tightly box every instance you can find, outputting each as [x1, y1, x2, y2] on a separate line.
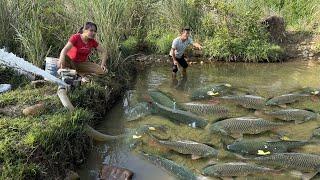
[230, 133, 243, 139]
[202, 160, 218, 169]
[233, 153, 247, 160]
[289, 171, 318, 180]
[203, 142, 216, 148]
[303, 108, 316, 113]
[301, 172, 318, 180]
[221, 177, 234, 180]
[254, 110, 264, 116]
[279, 104, 287, 108]
[294, 119, 305, 124]
[191, 154, 201, 160]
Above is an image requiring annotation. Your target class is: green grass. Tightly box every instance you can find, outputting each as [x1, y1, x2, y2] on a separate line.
[0, 62, 133, 179]
[0, 109, 93, 179]
[0, 0, 319, 63]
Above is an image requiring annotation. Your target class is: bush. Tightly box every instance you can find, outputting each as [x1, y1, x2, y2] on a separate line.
[120, 36, 140, 56]
[202, 1, 284, 62]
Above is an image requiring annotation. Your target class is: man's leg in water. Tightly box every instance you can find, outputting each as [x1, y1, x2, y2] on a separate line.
[182, 68, 187, 77]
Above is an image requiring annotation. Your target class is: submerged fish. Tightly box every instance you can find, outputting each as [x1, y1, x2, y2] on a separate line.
[209, 117, 283, 138]
[125, 124, 168, 149]
[227, 139, 309, 155]
[266, 93, 310, 106]
[312, 127, 320, 139]
[125, 102, 152, 121]
[254, 153, 320, 172]
[140, 152, 198, 180]
[151, 102, 208, 128]
[149, 89, 181, 109]
[181, 102, 229, 117]
[219, 95, 266, 110]
[264, 109, 318, 124]
[202, 162, 275, 177]
[190, 83, 234, 100]
[155, 139, 219, 159]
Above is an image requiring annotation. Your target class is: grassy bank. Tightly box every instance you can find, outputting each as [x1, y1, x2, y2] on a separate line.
[0, 64, 135, 179]
[0, 0, 319, 65]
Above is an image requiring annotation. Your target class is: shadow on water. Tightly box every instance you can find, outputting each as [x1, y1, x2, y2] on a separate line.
[78, 60, 320, 179]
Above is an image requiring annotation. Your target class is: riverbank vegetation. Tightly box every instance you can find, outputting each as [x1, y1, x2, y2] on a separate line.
[1, 0, 320, 179]
[0, 0, 319, 65]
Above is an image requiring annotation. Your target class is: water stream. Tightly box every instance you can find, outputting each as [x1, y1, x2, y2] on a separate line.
[78, 60, 320, 179]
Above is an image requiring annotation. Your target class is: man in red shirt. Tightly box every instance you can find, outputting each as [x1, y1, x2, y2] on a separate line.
[58, 22, 107, 76]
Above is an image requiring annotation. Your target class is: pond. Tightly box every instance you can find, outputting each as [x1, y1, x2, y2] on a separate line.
[78, 60, 320, 179]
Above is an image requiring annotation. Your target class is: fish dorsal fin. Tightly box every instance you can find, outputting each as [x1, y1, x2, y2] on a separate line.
[303, 108, 316, 113]
[176, 140, 199, 144]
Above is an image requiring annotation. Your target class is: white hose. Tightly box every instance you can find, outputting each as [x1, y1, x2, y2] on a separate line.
[57, 87, 123, 141]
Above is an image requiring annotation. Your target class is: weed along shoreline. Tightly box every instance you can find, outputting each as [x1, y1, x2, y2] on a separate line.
[0, 58, 137, 179]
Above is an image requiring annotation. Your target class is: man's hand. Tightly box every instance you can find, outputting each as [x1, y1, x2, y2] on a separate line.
[193, 43, 203, 50]
[173, 60, 178, 65]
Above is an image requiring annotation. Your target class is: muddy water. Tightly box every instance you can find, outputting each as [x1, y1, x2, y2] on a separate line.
[78, 60, 320, 179]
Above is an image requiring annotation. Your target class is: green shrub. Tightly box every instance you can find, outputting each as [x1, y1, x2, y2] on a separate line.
[120, 36, 139, 56]
[202, 1, 284, 62]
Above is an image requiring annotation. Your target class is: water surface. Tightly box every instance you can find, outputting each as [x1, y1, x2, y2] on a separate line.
[78, 60, 320, 179]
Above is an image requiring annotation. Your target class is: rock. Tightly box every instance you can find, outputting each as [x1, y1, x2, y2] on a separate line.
[100, 165, 133, 180]
[309, 53, 314, 57]
[22, 103, 45, 116]
[64, 170, 80, 180]
[0, 84, 12, 94]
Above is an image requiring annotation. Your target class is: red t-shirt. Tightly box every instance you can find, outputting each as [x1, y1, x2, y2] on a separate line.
[66, 33, 99, 63]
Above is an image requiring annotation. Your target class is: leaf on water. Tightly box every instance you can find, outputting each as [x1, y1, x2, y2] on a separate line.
[257, 150, 271, 155]
[207, 91, 219, 96]
[148, 127, 156, 131]
[280, 136, 290, 141]
[133, 135, 142, 139]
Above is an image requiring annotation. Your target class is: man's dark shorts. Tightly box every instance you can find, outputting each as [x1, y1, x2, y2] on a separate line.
[170, 55, 188, 73]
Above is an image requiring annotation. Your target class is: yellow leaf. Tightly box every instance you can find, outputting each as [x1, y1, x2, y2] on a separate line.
[257, 150, 271, 155]
[148, 127, 156, 131]
[133, 135, 142, 139]
[207, 91, 219, 96]
[281, 136, 290, 141]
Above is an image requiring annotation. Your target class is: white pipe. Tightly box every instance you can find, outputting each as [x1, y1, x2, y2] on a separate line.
[57, 88, 75, 111]
[57, 86, 123, 141]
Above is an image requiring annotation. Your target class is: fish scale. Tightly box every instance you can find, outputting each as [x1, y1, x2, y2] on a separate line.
[265, 109, 317, 123]
[255, 153, 320, 171]
[220, 95, 266, 109]
[141, 153, 198, 180]
[181, 102, 229, 117]
[151, 102, 208, 128]
[210, 117, 283, 135]
[227, 139, 309, 155]
[266, 93, 310, 105]
[202, 162, 274, 177]
[157, 139, 219, 158]
[191, 83, 234, 100]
